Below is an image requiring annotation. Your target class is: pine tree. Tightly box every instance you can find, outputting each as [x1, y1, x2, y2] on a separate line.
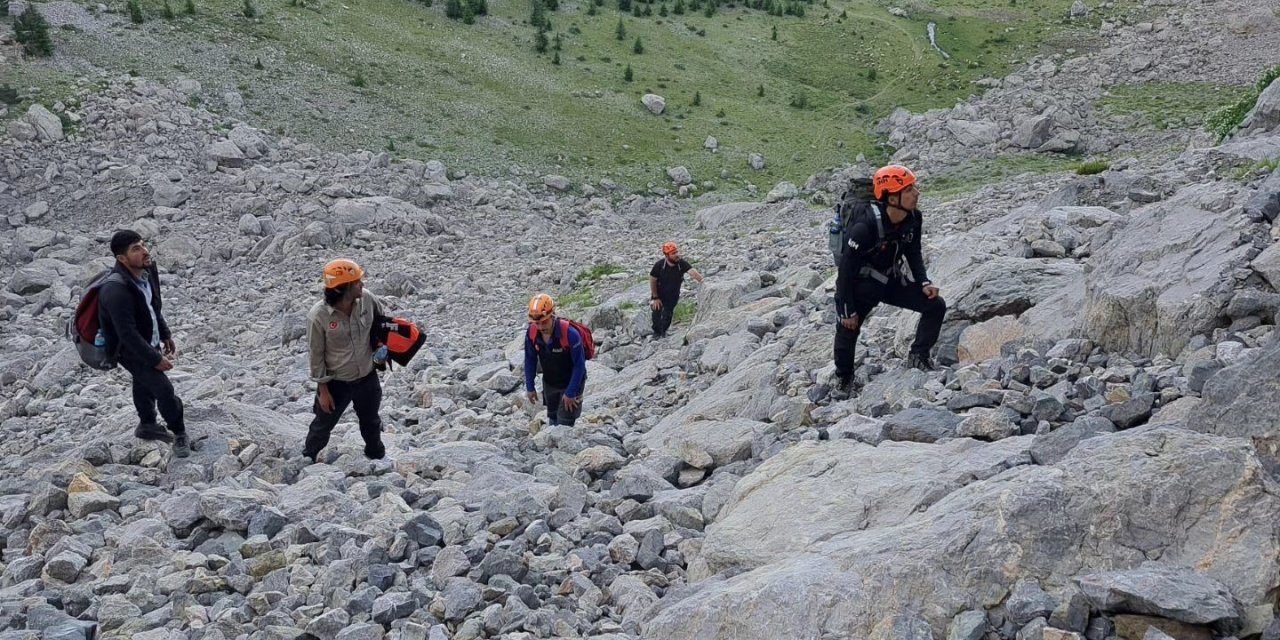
[702, 1, 713, 16]
[544, 0, 558, 9]
[351, 71, 366, 87]
[672, 0, 683, 13]
[448, 0, 465, 19]
[866, 67, 877, 81]
[586, 3, 596, 14]
[127, 0, 144, 23]
[162, 0, 175, 18]
[632, 36, 643, 54]
[617, 0, 630, 11]
[535, 30, 549, 52]
[242, 0, 256, 18]
[615, 17, 626, 40]
[553, 32, 562, 50]
[253, 56, 264, 69]
[623, 63, 633, 81]
[756, 84, 764, 96]
[630, 3, 640, 16]
[14, 7, 54, 57]
[553, 51, 561, 64]
[184, 0, 196, 14]
[771, 24, 776, 40]
[692, 91, 701, 106]
[658, 3, 666, 15]
[470, 0, 488, 15]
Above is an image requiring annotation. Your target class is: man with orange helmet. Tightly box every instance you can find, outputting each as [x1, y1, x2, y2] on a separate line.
[833, 165, 947, 389]
[304, 258, 390, 462]
[649, 242, 704, 338]
[524, 294, 588, 427]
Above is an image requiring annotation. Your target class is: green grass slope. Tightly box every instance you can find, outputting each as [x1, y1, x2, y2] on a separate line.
[8, 0, 1146, 193]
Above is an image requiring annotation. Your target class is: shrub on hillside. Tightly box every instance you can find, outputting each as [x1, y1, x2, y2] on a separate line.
[1075, 160, 1109, 175]
[14, 7, 54, 56]
[242, 0, 256, 17]
[1206, 64, 1280, 142]
[127, 0, 145, 22]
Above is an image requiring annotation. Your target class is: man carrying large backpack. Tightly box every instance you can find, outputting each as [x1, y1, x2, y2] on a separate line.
[833, 165, 947, 391]
[304, 258, 390, 462]
[98, 230, 190, 457]
[524, 293, 588, 427]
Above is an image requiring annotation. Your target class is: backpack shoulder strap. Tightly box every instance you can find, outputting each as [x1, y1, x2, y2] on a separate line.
[527, 323, 539, 350]
[868, 202, 885, 242]
[557, 319, 571, 350]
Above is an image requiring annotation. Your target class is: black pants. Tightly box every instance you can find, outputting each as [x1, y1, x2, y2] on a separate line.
[304, 372, 384, 460]
[834, 278, 947, 377]
[122, 360, 185, 434]
[652, 294, 678, 336]
[543, 383, 582, 427]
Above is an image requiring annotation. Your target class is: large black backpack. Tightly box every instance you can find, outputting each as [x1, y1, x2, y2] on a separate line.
[827, 177, 882, 264]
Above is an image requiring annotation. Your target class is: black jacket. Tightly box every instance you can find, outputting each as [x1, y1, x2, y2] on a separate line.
[835, 207, 931, 318]
[98, 263, 170, 369]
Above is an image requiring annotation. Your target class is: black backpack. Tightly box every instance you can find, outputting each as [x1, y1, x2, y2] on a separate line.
[827, 177, 882, 263]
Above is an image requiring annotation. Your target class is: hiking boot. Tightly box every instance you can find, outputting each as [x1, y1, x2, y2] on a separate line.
[906, 353, 936, 371]
[172, 433, 190, 458]
[135, 422, 174, 443]
[364, 445, 386, 460]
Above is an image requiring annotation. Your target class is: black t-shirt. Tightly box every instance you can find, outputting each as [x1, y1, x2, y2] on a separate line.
[650, 258, 692, 302]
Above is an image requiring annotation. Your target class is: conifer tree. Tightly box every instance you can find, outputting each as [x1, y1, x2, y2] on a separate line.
[14, 7, 54, 57]
[624, 63, 633, 81]
[615, 17, 626, 40]
[633, 36, 643, 53]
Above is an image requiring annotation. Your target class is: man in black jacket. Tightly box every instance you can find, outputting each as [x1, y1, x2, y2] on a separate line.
[833, 165, 947, 391]
[98, 230, 190, 457]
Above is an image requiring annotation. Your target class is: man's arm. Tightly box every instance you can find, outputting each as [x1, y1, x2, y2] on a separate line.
[835, 222, 876, 319]
[649, 276, 660, 300]
[148, 264, 171, 341]
[523, 332, 537, 393]
[565, 328, 587, 399]
[307, 313, 332, 384]
[905, 216, 931, 287]
[688, 269, 704, 284]
[101, 283, 163, 367]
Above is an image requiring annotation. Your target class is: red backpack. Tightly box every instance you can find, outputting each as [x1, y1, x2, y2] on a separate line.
[527, 318, 597, 360]
[67, 269, 125, 370]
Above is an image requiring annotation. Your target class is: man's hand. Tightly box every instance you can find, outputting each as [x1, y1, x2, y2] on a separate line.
[155, 357, 173, 372]
[650, 299, 663, 311]
[317, 385, 335, 413]
[562, 396, 580, 412]
[163, 338, 176, 356]
[839, 314, 861, 331]
[526, 390, 538, 404]
[922, 285, 940, 300]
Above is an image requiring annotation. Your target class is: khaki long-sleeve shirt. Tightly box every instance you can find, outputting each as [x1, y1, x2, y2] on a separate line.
[307, 292, 383, 384]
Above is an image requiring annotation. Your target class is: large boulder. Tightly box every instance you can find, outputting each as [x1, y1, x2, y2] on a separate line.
[1076, 563, 1240, 629]
[695, 437, 1032, 577]
[642, 94, 666, 115]
[331, 196, 447, 235]
[641, 417, 774, 470]
[947, 120, 1000, 147]
[1187, 337, 1280, 472]
[695, 202, 765, 230]
[1013, 115, 1054, 149]
[1082, 183, 1250, 358]
[939, 256, 1084, 323]
[643, 427, 1280, 639]
[26, 104, 64, 142]
[1242, 79, 1280, 133]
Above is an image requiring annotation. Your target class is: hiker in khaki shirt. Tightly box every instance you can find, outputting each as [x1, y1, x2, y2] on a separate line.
[303, 258, 388, 462]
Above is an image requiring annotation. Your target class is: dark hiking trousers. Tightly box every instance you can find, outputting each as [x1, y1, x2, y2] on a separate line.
[651, 295, 678, 336]
[834, 279, 947, 377]
[304, 371, 385, 460]
[543, 383, 582, 427]
[122, 360, 185, 434]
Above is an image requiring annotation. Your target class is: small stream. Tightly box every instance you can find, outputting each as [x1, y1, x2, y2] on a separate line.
[927, 22, 951, 60]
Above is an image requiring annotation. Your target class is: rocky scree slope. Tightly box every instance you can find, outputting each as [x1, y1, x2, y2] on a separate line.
[3, 69, 1280, 640]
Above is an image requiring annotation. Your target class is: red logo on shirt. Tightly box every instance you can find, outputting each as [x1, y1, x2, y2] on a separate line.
[329, 321, 338, 330]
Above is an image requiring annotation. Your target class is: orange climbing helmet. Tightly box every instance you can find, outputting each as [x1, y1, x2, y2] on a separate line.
[323, 259, 364, 289]
[528, 293, 556, 322]
[662, 242, 679, 256]
[873, 164, 917, 200]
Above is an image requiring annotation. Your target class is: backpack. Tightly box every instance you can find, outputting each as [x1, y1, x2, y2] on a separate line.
[371, 314, 426, 369]
[68, 269, 125, 370]
[827, 177, 882, 263]
[527, 318, 597, 360]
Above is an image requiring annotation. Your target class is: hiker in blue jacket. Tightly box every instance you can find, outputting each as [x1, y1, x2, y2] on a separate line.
[523, 293, 587, 427]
